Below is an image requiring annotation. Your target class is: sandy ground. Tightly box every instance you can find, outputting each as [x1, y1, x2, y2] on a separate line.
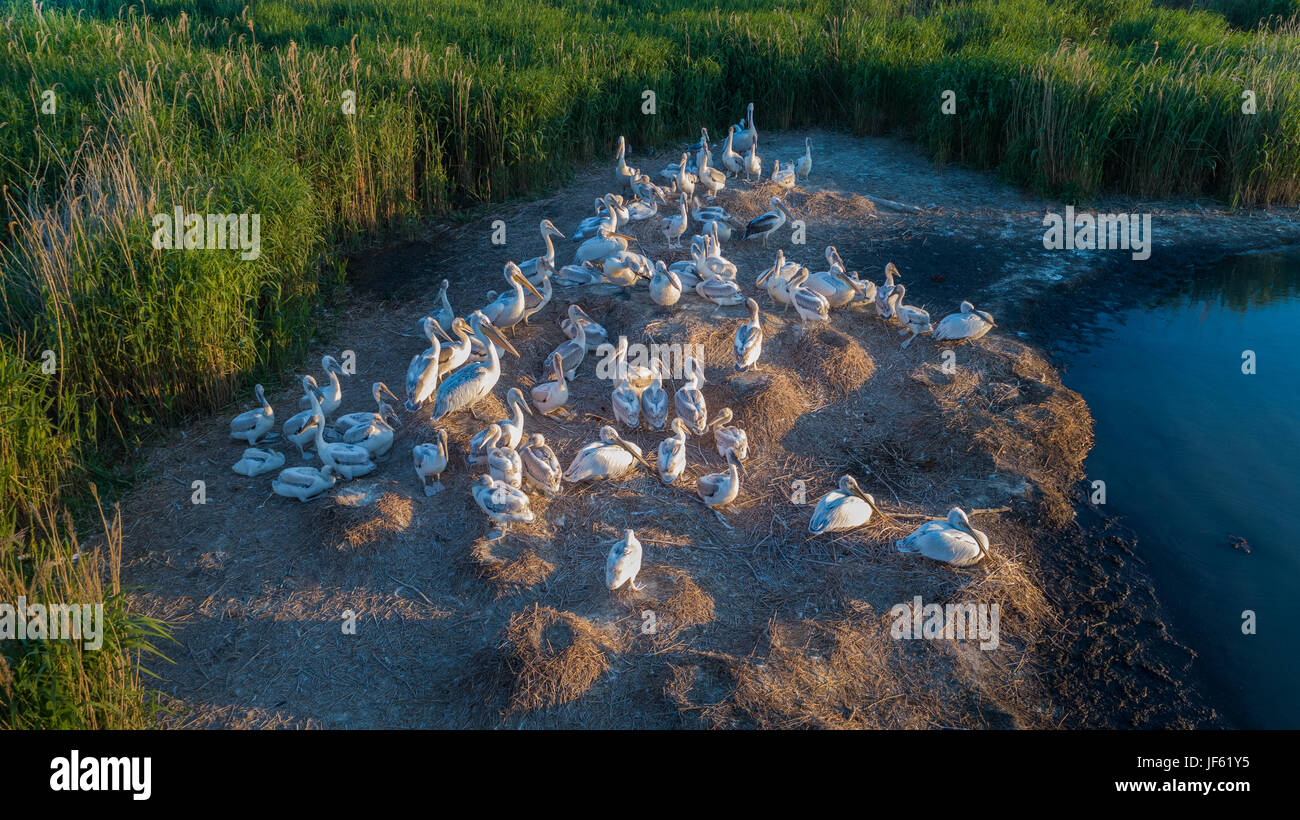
[111, 129, 1299, 729]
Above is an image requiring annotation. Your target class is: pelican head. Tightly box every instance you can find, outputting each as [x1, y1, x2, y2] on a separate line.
[885, 262, 901, 281]
[506, 386, 534, 416]
[506, 261, 544, 299]
[301, 374, 325, 403]
[468, 311, 521, 358]
[709, 407, 734, 428]
[541, 218, 565, 239]
[948, 507, 991, 560]
[600, 425, 651, 467]
[322, 355, 345, 377]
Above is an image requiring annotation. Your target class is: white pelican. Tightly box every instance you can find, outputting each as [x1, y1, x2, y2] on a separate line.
[521, 267, 552, 324]
[431, 313, 520, 421]
[434, 317, 474, 379]
[734, 297, 763, 372]
[405, 317, 442, 411]
[640, 360, 669, 430]
[555, 262, 605, 288]
[272, 464, 339, 502]
[606, 530, 644, 592]
[545, 318, 585, 380]
[702, 229, 737, 279]
[649, 260, 683, 307]
[341, 408, 400, 456]
[599, 250, 653, 289]
[481, 262, 544, 332]
[933, 301, 997, 343]
[531, 353, 569, 415]
[674, 152, 696, 197]
[488, 444, 523, 489]
[627, 196, 659, 221]
[335, 382, 401, 437]
[413, 431, 449, 496]
[732, 102, 758, 154]
[662, 196, 688, 248]
[691, 199, 735, 225]
[563, 425, 649, 482]
[232, 447, 285, 477]
[696, 272, 745, 307]
[613, 335, 654, 391]
[760, 247, 801, 282]
[742, 197, 791, 247]
[612, 374, 641, 429]
[471, 474, 535, 539]
[284, 375, 327, 459]
[721, 126, 744, 176]
[674, 357, 708, 435]
[604, 194, 630, 229]
[561, 304, 608, 352]
[789, 268, 831, 330]
[657, 418, 689, 484]
[896, 508, 991, 567]
[467, 423, 503, 467]
[806, 247, 875, 307]
[230, 383, 274, 444]
[615, 135, 638, 190]
[469, 387, 531, 454]
[876, 262, 902, 318]
[772, 158, 796, 190]
[808, 475, 889, 535]
[755, 252, 797, 313]
[707, 407, 748, 461]
[298, 355, 346, 414]
[698, 151, 726, 199]
[888, 285, 933, 348]
[431, 279, 454, 333]
[574, 223, 636, 266]
[520, 433, 563, 496]
[518, 219, 565, 285]
[308, 391, 375, 479]
[668, 237, 705, 289]
[744, 140, 762, 182]
[795, 138, 812, 178]
[573, 196, 616, 241]
[697, 452, 742, 509]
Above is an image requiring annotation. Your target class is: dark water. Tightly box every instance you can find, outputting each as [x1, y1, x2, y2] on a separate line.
[1058, 249, 1300, 729]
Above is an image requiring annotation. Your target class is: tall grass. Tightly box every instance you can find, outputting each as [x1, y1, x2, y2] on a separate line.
[1, 0, 1298, 727]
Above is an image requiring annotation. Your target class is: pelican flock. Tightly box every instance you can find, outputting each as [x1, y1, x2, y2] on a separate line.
[228, 105, 1004, 582]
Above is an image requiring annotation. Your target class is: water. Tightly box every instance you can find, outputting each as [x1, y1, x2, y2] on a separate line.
[1058, 249, 1300, 729]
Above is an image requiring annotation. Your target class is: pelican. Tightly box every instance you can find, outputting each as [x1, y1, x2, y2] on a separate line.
[521, 267, 553, 324]
[520, 433, 563, 496]
[640, 360, 669, 430]
[431, 279, 454, 333]
[600, 250, 653, 289]
[702, 229, 737, 279]
[732, 102, 758, 154]
[284, 375, 327, 459]
[743, 197, 791, 247]
[272, 464, 339, 502]
[232, 447, 285, 477]
[896, 508, 991, 567]
[434, 317, 474, 379]
[888, 285, 933, 348]
[626, 196, 659, 221]
[413, 431, 449, 496]
[809, 475, 889, 535]
[230, 383, 274, 444]
[697, 452, 742, 509]
[335, 382, 401, 436]
[933, 301, 997, 343]
[341, 405, 400, 456]
[789, 268, 831, 330]
[481, 262, 544, 332]
[734, 298, 764, 372]
[298, 355, 346, 414]
[606, 530, 644, 592]
[574, 197, 616, 241]
[517, 219, 565, 285]
[755, 252, 797, 313]
[696, 272, 745, 307]
[488, 444, 523, 489]
[404, 317, 442, 412]
[876, 262, 902, 318]
[431, 313, 520, 421]
[721, 126, 744, 176]
[561, 304, 608, 353]
[613, 335, 654, 392]
[674, 153, 696, 197]
[691, 199, 735, 225]
[668, 237, 705, 289]
[563, 425, 649, 482]
[615, 135, 638, 190]
[744, 140, 762, 182]
[657, 418, 689, 484]
[772, 158, 796, 190]
[546, 317, 585, 380]
[555, 262, 606, 287]
[467, 423, 503, 467]
[760, 248, 801, 282]
[612, 373, 641, 429]
[531, 353, 569, 415]
[471, 474, 535, 539]
[469, 387, 531, 455]
[708, 408, 748, 461]
[574, 223, 636, 266]
[806, 247, 876, 307]
[662, 196, 688, 248]
[795, 138, 812, 178]
[649, 260, 683, 307]
[674, 357, 708, 435]
[631, 173, 664, 203]
[308, 391, 375, 479]
[698, 151, 727, 199]
[604, 194, 630, 228]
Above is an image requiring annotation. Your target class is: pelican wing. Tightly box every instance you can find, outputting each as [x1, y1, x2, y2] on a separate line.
[675, 387, 707, 435]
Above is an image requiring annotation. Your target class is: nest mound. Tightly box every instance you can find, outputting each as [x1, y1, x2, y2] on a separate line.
[792, 326, 875, 397]
[635, 568, 715, 646]
[470, 539, 555, 594]
[320, 480, 414, 551]
[503, 605, 618, 712]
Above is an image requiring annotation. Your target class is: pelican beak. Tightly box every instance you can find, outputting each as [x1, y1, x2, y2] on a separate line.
[482, 320, 520, 358]
[384, 406, 402, 427]
[514, 272, 544, 299]
[615, 434, 654, 470]
[861, 494, 899, 528]
[756, 267, 773, 287]
[327, 359, 346, 377]
[379, 383, 400, 404]
[429, 318, 452, 342]
[312, 386, 326, 403]
[613, 233, 637, 243]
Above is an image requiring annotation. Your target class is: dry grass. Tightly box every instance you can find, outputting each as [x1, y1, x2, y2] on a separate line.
[321, 481, 415, 552]
[503, 605, 619, 713]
